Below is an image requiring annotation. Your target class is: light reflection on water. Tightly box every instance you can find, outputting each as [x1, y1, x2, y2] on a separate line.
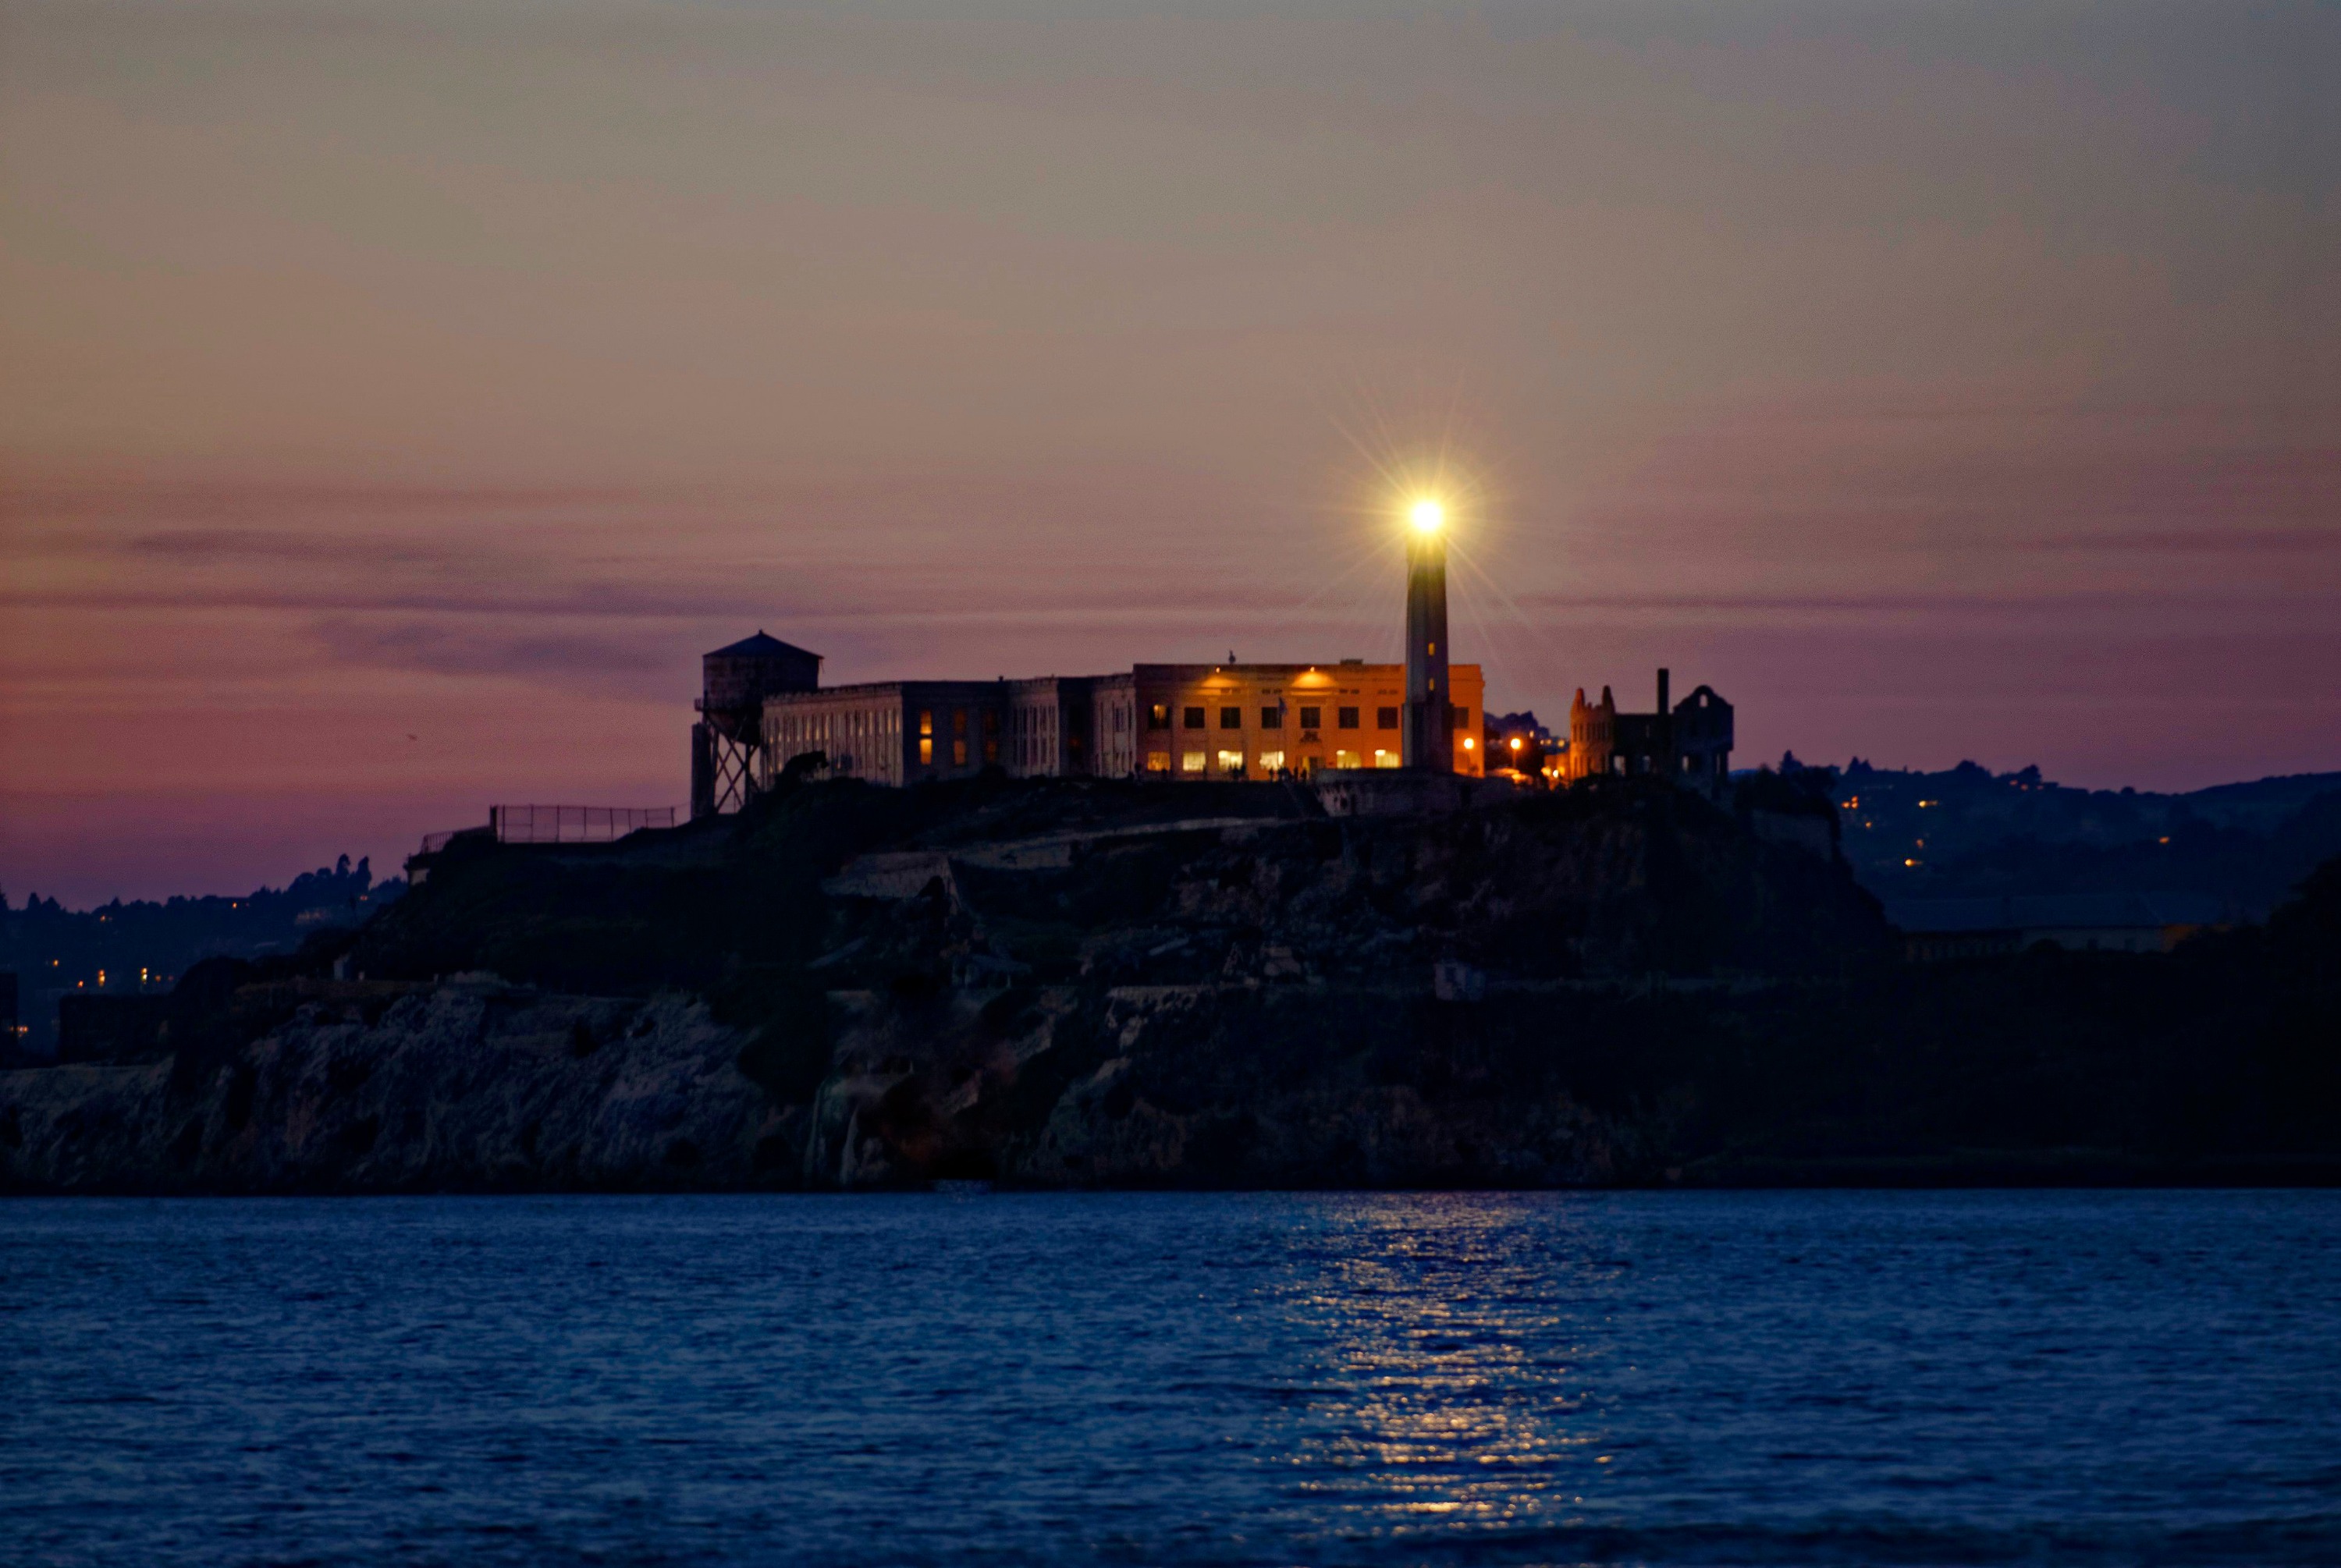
[3, 1190, 2337, 1566]
[1267, 1197, 1622, 1548]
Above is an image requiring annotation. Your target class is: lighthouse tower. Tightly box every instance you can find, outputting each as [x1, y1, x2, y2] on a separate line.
[1401, 500, 1452, 772]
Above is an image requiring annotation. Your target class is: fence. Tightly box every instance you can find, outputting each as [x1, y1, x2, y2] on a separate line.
[488, 805, 678, 844]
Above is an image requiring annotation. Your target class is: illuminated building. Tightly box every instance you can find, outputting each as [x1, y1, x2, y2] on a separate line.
[739, 662, 1485, 796]
[687, 492, 1720, 810]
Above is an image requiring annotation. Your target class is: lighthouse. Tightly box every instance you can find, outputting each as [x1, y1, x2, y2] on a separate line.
[1401, 498, 1451, 772]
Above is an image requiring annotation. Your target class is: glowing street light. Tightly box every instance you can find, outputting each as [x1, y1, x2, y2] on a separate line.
[1409, 497, 1444, 534]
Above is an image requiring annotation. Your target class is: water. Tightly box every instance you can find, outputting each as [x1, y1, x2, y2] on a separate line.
[2, 1192, 2336, 1566]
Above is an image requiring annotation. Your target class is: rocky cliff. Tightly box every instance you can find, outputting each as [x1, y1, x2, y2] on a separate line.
[0, 981, 781, 1192]
[7, 774, 2330, 1191]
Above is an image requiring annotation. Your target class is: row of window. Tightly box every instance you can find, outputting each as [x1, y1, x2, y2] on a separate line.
[780, 699, 1485, 779]
[1144, 704, 1469, 733]
[915, 708, 989, 739]
[1142, 748, 1406, 776]
[915, 737, 992, 767]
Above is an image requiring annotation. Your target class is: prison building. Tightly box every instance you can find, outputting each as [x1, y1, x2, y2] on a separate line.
[1565, 669, 1734, 797]
[760, 676, 1133, 788]
[1127, 662, 1484, 781]
[756, 661, 1483, 786]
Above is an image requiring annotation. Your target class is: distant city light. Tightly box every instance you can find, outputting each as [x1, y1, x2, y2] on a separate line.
[1409, 498, 1444, 534]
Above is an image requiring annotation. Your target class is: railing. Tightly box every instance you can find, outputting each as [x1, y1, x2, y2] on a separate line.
[416, 827, 485, 856]
[488, 805, 678, 844]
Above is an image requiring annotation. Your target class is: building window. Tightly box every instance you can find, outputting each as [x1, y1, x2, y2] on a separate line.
[1257, 750, 1285, 773]
[1219, 706, 1242, 729]
[1374, 749, 1399, 768]
[1377, 707, 1398, 729]
[954, 708, 968, 736]
[1147, 750, 1171, 774]
[1183, 706, 1205, 729]
[1453, 708, 1469, 729]
[1298, 706, 1321, 729]
[1260, 706, 1282, 729]
[1335, 749, 1362, 769]
[1337, 706, 1359, 729]
[982, 710, 999, 736]
[1217, 750, 1245, 775]
[953, 739, 968, 766]
[1181, 750, 1206, 774]
[983, 739, 999, 764]
[919, 737, 933, 765]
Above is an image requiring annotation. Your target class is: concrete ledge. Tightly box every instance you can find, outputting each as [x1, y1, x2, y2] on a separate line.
[1315, 769, 1519, 818]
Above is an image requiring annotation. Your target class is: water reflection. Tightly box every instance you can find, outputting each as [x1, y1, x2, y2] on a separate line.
[1263, 1195, 1627, 1547]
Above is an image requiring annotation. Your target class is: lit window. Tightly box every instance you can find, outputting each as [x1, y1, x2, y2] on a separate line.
[1148, 704, 1169, 729]
[1260, 706, 1282, 729]
[1373, 749, 1398, 768]
[983, 739, 999, 763]
[954, 740, 968, 766]
[1337, 706, 1359, 729]
[1217, 750, 1245, 775]
[1220, 706, 1242, 729]
[1377, 707, 1398, 729]
[1181, 750, 1206, 774]
[1257, 750, 1285, 772]
[1147, 750, 1171, 774]
[1335, 750, 1362, 768]
[1183, 706, 1205, 729]
[919, 738, 934, 765]
[1298, 706, 1321, 729]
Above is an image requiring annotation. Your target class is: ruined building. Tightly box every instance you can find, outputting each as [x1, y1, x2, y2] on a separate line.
[1565, 669, 1735, 799]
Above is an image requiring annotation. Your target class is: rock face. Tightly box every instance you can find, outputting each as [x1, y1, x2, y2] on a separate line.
[0, 982, 781, 1193]
[1, 776, 1905, 1193]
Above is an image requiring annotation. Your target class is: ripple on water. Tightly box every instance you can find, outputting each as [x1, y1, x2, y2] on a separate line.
[2, 1190, 2338, 1566]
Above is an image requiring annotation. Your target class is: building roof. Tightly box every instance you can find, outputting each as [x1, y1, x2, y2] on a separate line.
[707, 630, 820, 662]
[1885, 892, 2226, 934]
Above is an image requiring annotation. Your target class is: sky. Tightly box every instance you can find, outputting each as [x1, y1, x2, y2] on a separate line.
[2, 0, 2337, 905]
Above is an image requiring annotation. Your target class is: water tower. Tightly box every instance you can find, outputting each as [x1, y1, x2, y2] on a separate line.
[689, 631, 821, 818]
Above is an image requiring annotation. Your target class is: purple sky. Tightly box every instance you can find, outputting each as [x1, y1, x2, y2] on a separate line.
[3, 1, 2336, 905]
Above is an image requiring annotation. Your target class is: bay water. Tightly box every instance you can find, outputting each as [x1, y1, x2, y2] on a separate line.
[3, 1191, 2336, 1565]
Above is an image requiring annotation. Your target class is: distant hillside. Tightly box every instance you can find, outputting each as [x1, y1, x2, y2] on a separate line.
[1795, 757, 2341, 913]
[1, 859, 403, 1055]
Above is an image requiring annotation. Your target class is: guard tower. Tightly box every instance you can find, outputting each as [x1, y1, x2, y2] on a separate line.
[690, 631, 821, 818]
[1401, 502, 1453, 772]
